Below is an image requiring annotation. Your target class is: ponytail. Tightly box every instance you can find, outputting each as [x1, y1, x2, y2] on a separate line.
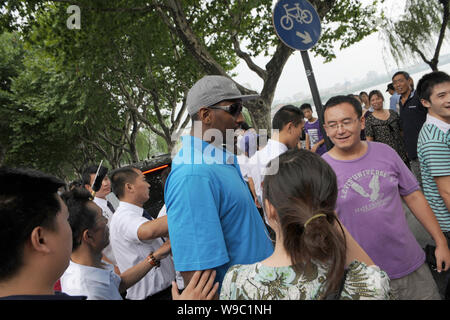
[280, 199, 346, 297]
[263, 149, 347, 298]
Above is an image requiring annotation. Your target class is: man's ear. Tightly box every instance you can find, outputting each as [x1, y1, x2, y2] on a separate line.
[282, 121, 292, 134]
[420, 98, 431, 109]
[360, 114, 366, 131]
[198, 107, 212, 125]
[82, 229, 94, 245]
[29, 226, 51, 254]
[125, 182, 134, 194]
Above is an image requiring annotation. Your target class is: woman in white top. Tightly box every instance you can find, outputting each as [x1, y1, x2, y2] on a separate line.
[60, 188, 218, 300]
[220, 149, 394, 300]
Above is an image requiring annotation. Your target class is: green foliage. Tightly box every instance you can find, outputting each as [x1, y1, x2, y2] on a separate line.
[1, 1, 193, 174]
[381, 0, 449, 69]
[0, 32, 25, 162]
[0, 29, 129, 176]
[1, 33, 83, 173]
[25, 1, 199, 146]
[0, 0, 384, 176]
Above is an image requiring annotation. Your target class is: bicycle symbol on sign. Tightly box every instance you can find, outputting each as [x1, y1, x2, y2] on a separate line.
[280, 3, 313, 30]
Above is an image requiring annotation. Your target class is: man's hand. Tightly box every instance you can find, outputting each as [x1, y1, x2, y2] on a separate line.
[153, 240, 171, 261]
[311, 140, 324, 153]
[255, 197, 261, 208]
[434, 244, 450, 273]
[172, 270, 219, 300]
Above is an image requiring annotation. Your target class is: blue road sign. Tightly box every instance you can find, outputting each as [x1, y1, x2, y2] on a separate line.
[272, 0, 321, 51]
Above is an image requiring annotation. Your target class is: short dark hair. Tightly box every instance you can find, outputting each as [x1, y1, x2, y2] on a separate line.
[240, 122, 250, 130]
[61, 188, 97, 251]
[110, 166, 140, 199]
[299, 103, 312, 111]
[392, 71, 410, 81]
[82, 165, 108, 187]
[82, 165, 108, 192]
[0, 167, 65, 281]
[359, 91, 368, 98]
[69, 180, 83, 190]
[416, 71, 450, 102]
[324, 95, 362, 119]
[272, 105, 304, 130]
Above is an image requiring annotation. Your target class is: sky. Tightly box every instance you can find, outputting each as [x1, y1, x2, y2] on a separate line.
[231, 0, 450, 103]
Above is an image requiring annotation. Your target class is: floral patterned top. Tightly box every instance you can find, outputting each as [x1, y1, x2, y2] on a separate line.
[220, 260, 393, 300]
[364, 110, 409, 166]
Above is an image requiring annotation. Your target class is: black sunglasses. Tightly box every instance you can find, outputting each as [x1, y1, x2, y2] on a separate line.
[208, 102, 243, 117]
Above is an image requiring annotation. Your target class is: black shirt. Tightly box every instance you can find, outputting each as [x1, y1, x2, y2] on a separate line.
[398, 90, 427, 160]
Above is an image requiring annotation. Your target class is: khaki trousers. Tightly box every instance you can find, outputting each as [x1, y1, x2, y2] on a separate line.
[390, 262, 441, 300]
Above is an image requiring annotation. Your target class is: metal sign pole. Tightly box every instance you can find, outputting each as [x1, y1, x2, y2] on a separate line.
[272, 0, 332, 150]
[300, 50, 332, 150]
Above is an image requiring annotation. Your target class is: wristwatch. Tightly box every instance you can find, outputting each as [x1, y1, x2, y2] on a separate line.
[147, 252, 160, 268]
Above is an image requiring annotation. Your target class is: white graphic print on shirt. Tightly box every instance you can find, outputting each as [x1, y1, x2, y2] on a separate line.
[341, 169, 395, 214]
[307, 128, 320, 145]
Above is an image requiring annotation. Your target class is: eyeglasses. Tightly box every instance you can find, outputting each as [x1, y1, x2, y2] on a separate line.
[208, 102, 243, 118]
[324, 118, 360, 131]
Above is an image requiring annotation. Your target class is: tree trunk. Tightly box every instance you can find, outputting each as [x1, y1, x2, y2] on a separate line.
[155, 1, 298, 131]
[128, 113, 140, 163]
[430, 0, 450, 71]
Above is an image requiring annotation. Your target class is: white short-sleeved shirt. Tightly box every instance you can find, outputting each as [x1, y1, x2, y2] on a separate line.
[157, 205, 185, 290]
[236, 154, 250, 181]
[93, 197, 117, 265]
[60, 260, 122, 300]
[248, 139, 288, 204]
[109, 201, 176, 300]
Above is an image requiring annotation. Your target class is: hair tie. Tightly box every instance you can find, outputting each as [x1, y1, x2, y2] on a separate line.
[304, 213, 326, 228]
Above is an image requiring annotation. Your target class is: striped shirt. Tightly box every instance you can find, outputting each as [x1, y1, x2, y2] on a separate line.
[417, 114, 450, 231]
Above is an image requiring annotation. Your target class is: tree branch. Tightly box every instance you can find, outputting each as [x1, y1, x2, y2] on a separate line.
[414, 47, 433, 68]
[153, 0, 228, 76]
[232, 34, 267, 81]
[97, 130, 129, 151]
[432, 0, 450, 69]
[171, 88, 189, 132]
[127, 103, 166, 139]
[46, 0, 156, 13]
[229, 4, 267, 81]
[79, 133, 109, 160]
[262, 42, 294, 102]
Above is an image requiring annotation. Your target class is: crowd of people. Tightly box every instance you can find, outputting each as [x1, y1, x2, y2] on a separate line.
[0, 70, 449, 300]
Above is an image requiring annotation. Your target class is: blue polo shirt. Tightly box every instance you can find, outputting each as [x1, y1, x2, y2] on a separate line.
[164, 135, 273, 285]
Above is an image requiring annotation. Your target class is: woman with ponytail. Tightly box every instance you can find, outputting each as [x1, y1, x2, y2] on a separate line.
[220, 149, 392, 300]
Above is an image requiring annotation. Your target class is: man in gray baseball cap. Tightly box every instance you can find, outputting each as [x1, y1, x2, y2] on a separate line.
[187, 75, 258, 116]
[164, 75, 274, 293]
[186, 75, 259, 149]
